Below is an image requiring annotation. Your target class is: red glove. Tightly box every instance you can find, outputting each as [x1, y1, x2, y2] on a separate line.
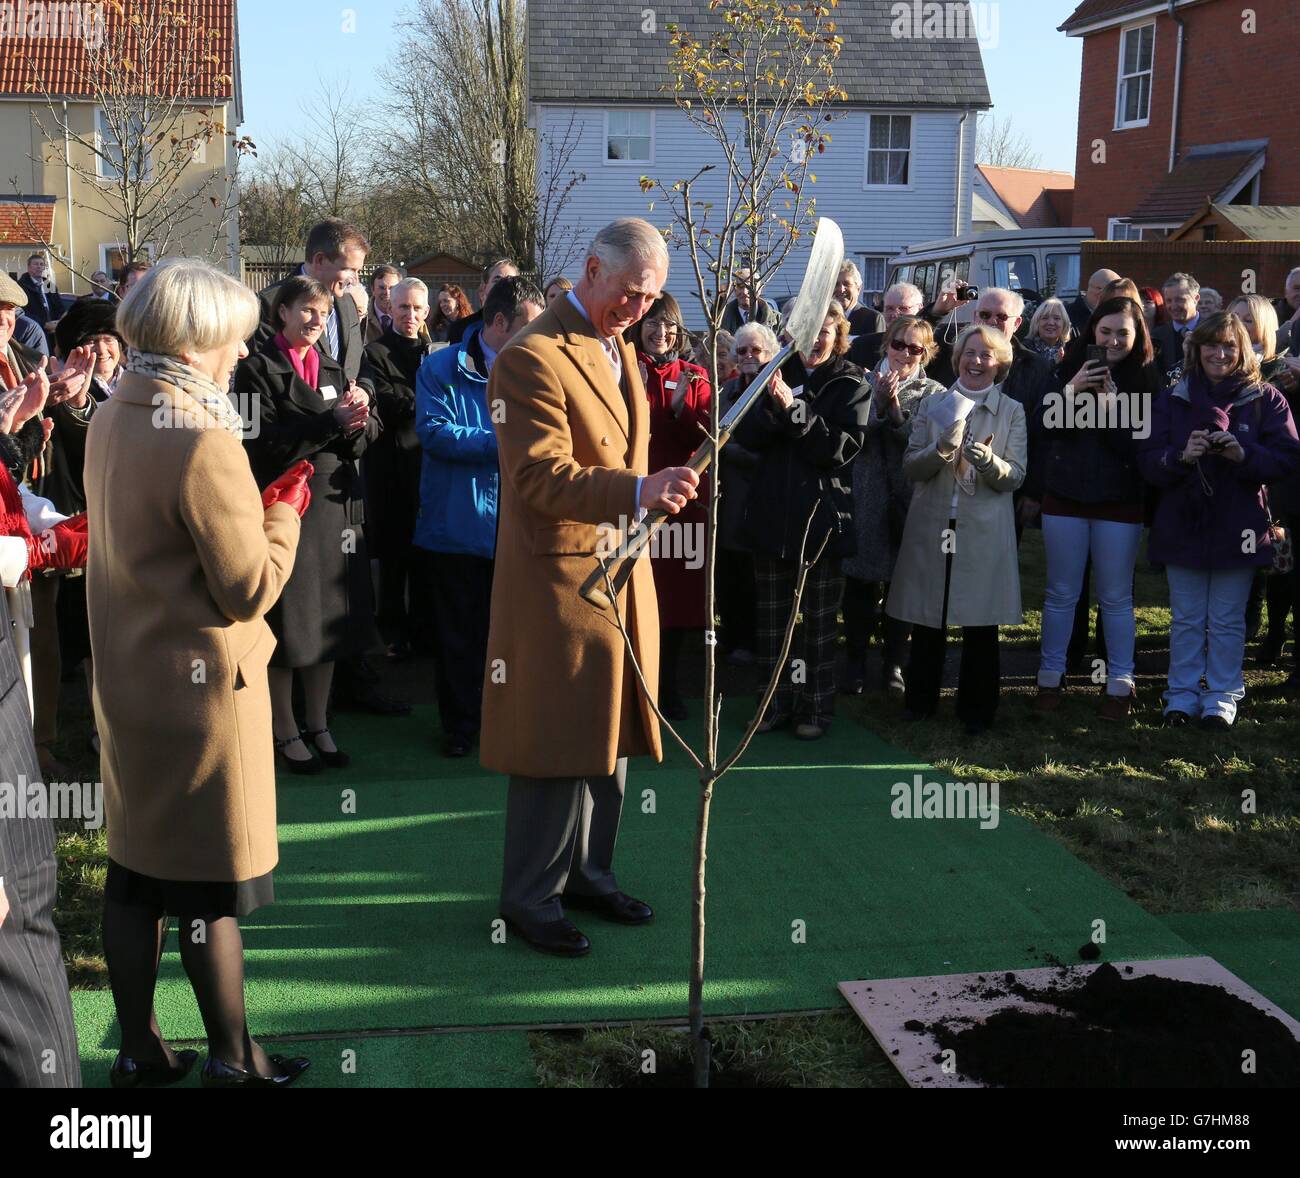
[26, 513, 88, 573]
[261, 460, 314, 518]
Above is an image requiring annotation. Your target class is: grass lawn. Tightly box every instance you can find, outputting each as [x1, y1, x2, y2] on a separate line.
[49, 528, 1300, 1086]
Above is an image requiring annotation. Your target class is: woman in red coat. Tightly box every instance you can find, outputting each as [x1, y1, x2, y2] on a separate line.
[626, 292, 711, 720]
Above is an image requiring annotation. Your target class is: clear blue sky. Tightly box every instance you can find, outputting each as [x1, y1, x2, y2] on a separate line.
[239, 0, 1083, 173]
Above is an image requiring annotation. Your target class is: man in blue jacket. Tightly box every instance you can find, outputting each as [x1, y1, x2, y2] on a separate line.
[414, 275, 545, 756]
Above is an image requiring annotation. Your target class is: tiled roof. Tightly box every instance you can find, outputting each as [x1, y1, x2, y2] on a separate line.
[0, 0, 236, 99]
[528, 0, 992, 108]
[0, 196, 55, 245]
[1059, 0, 1204, 32]
[1129, 142, 1266, 222]
[1200, 203, 1300, 241]
[977, 165, 1075, 229]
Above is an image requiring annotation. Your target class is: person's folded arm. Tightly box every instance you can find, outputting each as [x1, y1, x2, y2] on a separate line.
[416, 358, 498, 463]
[492, 343, 638, 523]
[179, 428, 299, 623]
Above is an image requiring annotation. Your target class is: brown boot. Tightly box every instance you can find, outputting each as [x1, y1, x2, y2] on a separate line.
[1034, 684, 1063, 714]
[1098, 687, 1136, 722]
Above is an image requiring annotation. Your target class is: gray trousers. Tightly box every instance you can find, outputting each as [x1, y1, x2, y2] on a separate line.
[499, 759, 627, 928]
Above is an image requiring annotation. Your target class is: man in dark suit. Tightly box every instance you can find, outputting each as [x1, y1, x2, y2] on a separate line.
[254, 218, 371, 384]
[17, 254, 64, 331]
[1066, 267, 1120, 335]
[1151, 272, 1203, 374]
[836, 260, 886, 337]
[848, 280, 926, 372]
[447, 258, 519, 346]
[720, 268, 782, 335]
[364, 264, 402, 345]
[0, 579, 82, 1088]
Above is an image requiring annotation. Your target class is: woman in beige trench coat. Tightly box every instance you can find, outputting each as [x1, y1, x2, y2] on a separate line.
[85, 260, 313, 1088]
[887, 324, 1026, 734]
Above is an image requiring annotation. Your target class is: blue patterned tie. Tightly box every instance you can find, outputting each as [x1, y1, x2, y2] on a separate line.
[325, 308, 340, 360]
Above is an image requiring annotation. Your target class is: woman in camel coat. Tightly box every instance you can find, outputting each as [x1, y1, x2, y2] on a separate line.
[85, 259, 313, 1089]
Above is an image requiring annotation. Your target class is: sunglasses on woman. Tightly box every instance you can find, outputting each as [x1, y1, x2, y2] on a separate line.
[889, 340, 926, 357]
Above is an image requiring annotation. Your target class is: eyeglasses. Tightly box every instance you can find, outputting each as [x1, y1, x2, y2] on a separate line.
[646, 321, 678, 336]
[889, 340, 926, 357]
[735, 346, 766, 357]
[977, 310, 1012, 325]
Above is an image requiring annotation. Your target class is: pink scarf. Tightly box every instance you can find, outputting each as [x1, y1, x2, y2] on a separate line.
[273, 332, 320, 389]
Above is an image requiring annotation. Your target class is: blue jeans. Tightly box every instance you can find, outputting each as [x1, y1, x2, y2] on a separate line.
[1164, 565, 1256, 722]
[1038, 515, 1141, 696]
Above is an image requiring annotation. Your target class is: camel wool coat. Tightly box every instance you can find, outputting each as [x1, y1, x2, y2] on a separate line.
[84, 371, 300, 882]
[480, 296, 662, 778]
[886, 383, 1026, 629]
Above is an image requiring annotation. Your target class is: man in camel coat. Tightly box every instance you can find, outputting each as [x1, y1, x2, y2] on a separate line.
[482, 218, 700, 957]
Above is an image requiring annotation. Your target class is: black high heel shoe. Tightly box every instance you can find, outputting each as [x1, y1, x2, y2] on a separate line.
[304, 728, 350, 768]
[200, 1053, 311, 1088]
[275, 733, 324, 776]
[110, 1048, 200, 1089]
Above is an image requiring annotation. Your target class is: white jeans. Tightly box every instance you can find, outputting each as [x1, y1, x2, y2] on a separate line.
[1164, 565, 1256, 722]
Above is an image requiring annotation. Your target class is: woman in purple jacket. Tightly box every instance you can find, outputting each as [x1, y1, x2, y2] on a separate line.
[1139, 311, 1300, 728]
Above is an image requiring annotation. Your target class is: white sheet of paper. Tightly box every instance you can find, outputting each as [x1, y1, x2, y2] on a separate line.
[319, 385, 338, 402]
[928, 389, 976, 435]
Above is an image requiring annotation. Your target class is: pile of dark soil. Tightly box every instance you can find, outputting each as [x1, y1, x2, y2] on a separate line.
[914, 963, 1300, 1087]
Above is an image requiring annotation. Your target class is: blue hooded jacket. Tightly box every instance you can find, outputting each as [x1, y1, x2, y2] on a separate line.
[413, 327, 499, 558]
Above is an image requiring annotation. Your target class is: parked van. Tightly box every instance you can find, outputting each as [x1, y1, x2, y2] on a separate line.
[887, 228, 1090, 316]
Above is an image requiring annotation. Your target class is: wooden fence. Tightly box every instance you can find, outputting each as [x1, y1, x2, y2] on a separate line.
[1080, 240, 1300, 299]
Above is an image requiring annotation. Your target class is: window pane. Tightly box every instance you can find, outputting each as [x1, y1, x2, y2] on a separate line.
[869, 116, 890, 149]
[1123, 29, 1140, 75]
[608, 111, 628, 136]
[628, 137, 651, 160]
[994, 255, 1038, 290]
[1045, 253, 1080, 295]
[608, 138, 624, 160]
[1138, 25, 1154, 69]
[890, 116, 911, 149]
[1136, 73, 1150, 120]
[863, 257, 886, 289]
[1123, 79, 1140, 122]
[628, 111, 651, 135]
[867, 152, 888, 184]
[888, 150, 909, 185]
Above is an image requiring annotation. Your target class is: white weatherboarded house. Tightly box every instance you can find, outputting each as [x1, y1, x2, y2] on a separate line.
[528, 0, 993, 323]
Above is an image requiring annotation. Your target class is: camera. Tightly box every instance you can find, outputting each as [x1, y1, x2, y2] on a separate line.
[960, 285, 979, 300]
[1209, 437, 1231, 451]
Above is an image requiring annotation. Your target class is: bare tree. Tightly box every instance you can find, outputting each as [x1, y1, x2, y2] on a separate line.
[612, 0, 846, 1089]
[14, 0, 254, 283]
[532, 113, 588, 283]
[975, 112, 1044, 170]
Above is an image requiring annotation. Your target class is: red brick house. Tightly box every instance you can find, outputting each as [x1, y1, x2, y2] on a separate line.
[1061, 0, 1300, 240]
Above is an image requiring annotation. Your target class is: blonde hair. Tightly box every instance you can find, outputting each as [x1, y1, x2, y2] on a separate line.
[117, 258, 259, 356]
[883, 315, 938, 366]
[1028, 297, 1073, 345]
[1227, 295, 1278, 361]
[825, 299, 851, 357]
[953, 324, 1014, 381]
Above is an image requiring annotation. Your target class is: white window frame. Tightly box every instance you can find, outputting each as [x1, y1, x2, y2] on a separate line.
[863, 112, 914, 191]
[1108, 218, 1140, 241]
[99, 242, 156, 280]
[95, 106, 154, 182]
[602, 109, 655, 166]
[1114, 21, 1156, 130]
[858, 254, 890, 292]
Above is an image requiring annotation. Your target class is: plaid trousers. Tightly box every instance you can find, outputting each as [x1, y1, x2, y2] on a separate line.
[753, 553, 843, 726]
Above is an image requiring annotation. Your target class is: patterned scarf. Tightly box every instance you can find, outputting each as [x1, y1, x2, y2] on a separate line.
[125, 349, 245, 439]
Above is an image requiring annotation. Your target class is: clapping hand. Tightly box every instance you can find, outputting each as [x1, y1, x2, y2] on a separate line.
[1, 362, 50, 432]
[874, 367, 900, 408]
[47, 345, 95, 407]
[938, 417, 966, 453]
[767, 372, 794, 410]
[963, 435, 995, 470]
[332, 382, 370, 434]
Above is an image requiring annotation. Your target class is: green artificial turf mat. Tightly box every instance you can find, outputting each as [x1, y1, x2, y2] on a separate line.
[1159, 909, 1300, 1021]
[71, 990, 535, 1088]
[71, 705, 1196, 1044]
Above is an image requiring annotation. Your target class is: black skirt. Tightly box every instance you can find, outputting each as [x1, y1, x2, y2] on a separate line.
[105, 859, 274, 919]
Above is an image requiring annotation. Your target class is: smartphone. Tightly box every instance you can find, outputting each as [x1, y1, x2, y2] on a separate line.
[1086, 345, 1108, 369]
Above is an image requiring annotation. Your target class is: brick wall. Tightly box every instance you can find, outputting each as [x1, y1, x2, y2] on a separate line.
[1071, 0, 1300, 238]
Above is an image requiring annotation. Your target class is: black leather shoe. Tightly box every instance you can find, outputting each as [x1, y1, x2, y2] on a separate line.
[200, 1053, 311, 1088]
[335, 686, 412, 716]
[442, 734, 472, 758]
[274, 734, 324, 776]
[1199, 714, 1232, 730]
[304, 729, 350, 768]
[563, 890, 654, 925]
[755, 713, 790, 734]
[1164, 710, 1193, 727]
[110, 1048, 199, 1089]
[503, 915, 591, 956]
